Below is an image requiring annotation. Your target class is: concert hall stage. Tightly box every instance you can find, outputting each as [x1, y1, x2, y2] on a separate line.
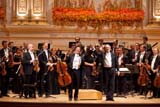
[0, 91, 160, 107]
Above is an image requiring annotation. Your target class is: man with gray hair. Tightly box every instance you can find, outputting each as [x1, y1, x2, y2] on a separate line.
[22, 43, 36, 98]
[103, 44, 119, 101]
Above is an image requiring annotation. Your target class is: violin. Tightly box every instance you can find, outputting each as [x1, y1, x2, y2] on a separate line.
[8, 52, 14, 67]
[48, 56, 54, 72]
[1, 61, 7, 76]
[91, 62, 99, 76]
[56, 58, 72, 87]
[33, 56, 40, 73]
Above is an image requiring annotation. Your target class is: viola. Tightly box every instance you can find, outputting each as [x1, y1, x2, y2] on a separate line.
[8, 52, 14, 67]
[48, 56, 54, 72]
[91, 62, 99, 76]
[1, 61, 7, 76]
[33, 56, 40, 73]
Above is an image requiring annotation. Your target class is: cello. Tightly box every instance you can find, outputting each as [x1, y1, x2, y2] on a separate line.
[56, 58, 72, 87]
[153, 66, 160, 88]
[137, 63, 150, 86]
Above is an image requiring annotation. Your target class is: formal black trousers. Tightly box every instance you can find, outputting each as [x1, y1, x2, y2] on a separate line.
[68, 69, 80, 99]
[103, 67, 116, 100]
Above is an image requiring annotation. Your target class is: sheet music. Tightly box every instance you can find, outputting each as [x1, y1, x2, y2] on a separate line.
[119, 68, 130, 73]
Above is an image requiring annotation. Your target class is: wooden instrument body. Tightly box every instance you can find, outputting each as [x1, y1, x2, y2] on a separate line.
[137, 64, 150, 86]
[57, 61, 72, 87]
[33, 59, 40, 73]
[154, 70, 160, 88]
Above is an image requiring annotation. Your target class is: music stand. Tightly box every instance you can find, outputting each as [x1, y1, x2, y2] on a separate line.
[125, 64, 135, 97]
[115, 67, 130, 98]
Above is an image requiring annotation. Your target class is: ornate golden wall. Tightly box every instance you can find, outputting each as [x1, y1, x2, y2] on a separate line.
[0, 0, 160, 49]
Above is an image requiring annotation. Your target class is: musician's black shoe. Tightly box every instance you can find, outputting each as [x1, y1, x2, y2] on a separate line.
[106, 98, 114, 101]
[3, 94, 10, 97]
[38, 94, 43, 97]
[45, 95, 52, 98]
[69, 98, 72, 101]
[74, 98, 78, 101]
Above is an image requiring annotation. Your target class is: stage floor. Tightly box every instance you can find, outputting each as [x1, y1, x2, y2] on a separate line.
[0, 92, 160, 104]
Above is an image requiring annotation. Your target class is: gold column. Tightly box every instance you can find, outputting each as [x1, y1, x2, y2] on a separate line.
[148, 0, 160, 24]
[16, 0, 29, 20]
[31, 0, 46, 20]
[12, 0, 47, 23]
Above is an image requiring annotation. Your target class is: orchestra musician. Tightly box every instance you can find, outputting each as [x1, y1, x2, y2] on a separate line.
[116, 47, 128, 96]
[142, 36, 152, 59]
[103, 44, 119, 101]
[93, 44, 104, 92]
[136, 44, 149, 95]
[22, 44, 36, 98]
[66, 46, 82, 101]
[84, 45, 95, 89]
[12, 47, 23, 94]
[50, 48, 60, 95]
[148, 48, 160, 98]
[0, 40, 11, 97]
[38, 42, 52, 98]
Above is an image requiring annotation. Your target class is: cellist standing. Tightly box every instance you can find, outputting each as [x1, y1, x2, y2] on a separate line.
[66, 46, 82, 101]
[148, 48, 160, 98]
[136, 45, 148, 95]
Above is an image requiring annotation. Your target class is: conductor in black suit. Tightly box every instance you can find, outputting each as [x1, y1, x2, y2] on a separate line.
[66, 46, 82, 101]
[103, 44, 119, 101]
[22, 44, 36, 98]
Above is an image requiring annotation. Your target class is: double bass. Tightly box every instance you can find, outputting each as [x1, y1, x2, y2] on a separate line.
[56, 58, 72, 87]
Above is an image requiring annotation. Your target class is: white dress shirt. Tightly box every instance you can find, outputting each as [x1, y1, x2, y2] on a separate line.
[118, 54, 123, 66]
[104, 52, 112, 68]
[29, 50, 35, 61]
[139, 51, 145, 63]
[44, 49, 48, 60]
[4, 48, 9, 59]
[72, 54, 81, 70]
[151, 55, 157, 71]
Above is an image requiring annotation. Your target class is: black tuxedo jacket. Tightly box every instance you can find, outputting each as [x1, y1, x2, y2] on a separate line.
[137, 51, 148, 63]
[149, 55, 160, 70]
[38, 50, 51, 73]
[22, 51, 34, 75]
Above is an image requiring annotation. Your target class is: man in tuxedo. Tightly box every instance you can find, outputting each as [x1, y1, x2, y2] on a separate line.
[149, 48, 160, 98]
[66, 46, 82, 101]
[22, 43, 36, 98]
[103, 44, 119, 101]
[38, 42, 52, 97]
[0, 40, 11, 97]
[136, 45, 148, 95]
[116, 47, 128, 96]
